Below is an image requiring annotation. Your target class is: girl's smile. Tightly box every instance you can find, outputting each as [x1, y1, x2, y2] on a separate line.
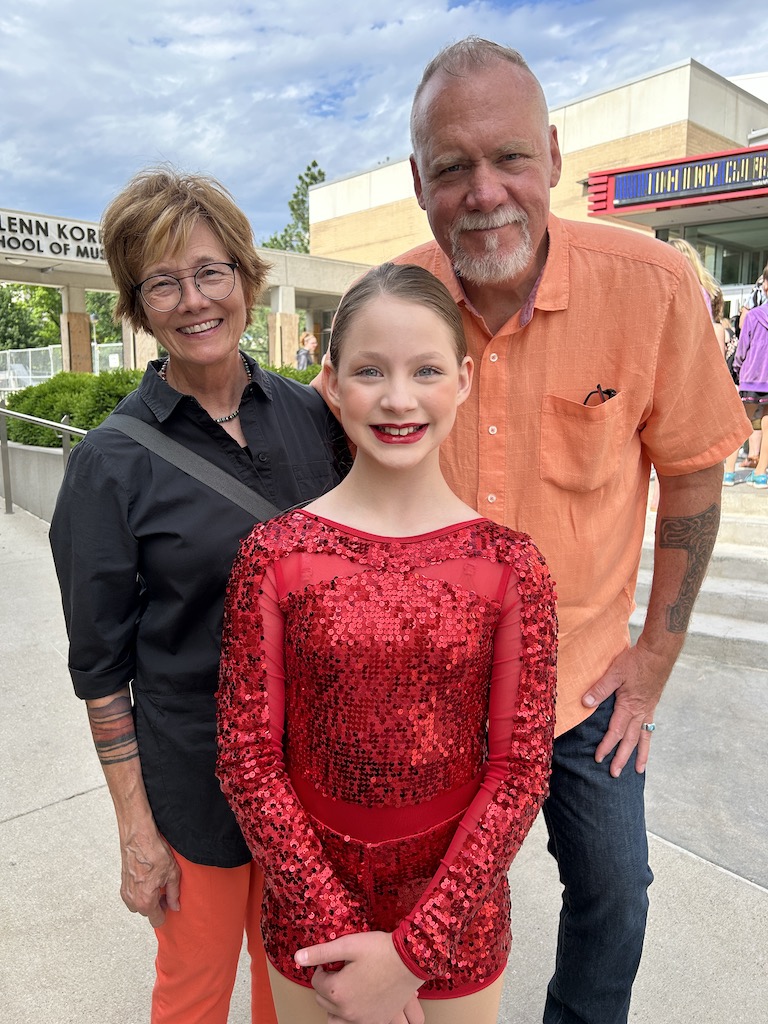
[372, 423, 429, 442]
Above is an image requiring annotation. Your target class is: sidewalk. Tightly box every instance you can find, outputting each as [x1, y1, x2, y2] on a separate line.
[1, 506, 766, 1023]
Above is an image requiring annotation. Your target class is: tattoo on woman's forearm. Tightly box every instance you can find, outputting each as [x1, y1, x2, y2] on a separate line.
[658, 503, 720, 632]
[87, 695, 138, 765]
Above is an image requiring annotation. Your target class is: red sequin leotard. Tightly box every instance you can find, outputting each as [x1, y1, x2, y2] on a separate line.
[216, 511, 557, 997]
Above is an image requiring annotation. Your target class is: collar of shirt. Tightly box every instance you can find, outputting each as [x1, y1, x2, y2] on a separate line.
[141, 350, 272, 423]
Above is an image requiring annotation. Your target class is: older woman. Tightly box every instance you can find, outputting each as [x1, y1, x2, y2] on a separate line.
[49, 168, 349, 1024]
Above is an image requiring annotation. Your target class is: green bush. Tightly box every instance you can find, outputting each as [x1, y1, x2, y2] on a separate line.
[5, 362, 321, 446]
[6, 369, 144, 446]
[72, 368, 146, 430]
[7, 374, 95, 447]
[264, 363, 322, 384]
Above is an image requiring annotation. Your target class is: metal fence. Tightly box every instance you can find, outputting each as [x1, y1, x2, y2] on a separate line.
[0, 402, 87, 515]
[0, 343, 124, 400]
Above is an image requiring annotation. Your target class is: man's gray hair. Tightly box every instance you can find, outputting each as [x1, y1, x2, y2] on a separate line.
[410, 37, 532, 154]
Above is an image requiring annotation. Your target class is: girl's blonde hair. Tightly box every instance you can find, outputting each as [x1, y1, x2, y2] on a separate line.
[329, 263, 467, 368]
[667, 238, 719, 312]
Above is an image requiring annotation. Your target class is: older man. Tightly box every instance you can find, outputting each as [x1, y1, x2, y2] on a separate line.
[393, 37, 750, 1024]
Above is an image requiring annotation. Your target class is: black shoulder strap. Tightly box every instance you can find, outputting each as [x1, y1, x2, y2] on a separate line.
[106, 414, 282, 523]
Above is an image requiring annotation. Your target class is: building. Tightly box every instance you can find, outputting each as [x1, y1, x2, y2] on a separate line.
[309, 58, 768, 315]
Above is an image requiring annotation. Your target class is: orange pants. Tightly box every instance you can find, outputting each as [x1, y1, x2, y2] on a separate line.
[151, 847, 277, 1024]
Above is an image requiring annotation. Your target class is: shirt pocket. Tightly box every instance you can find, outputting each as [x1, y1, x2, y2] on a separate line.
[540, 391, 626, 493]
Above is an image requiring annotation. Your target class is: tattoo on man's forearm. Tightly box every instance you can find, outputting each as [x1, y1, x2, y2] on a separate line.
[87, 695, 139, 765]
[658, 503, 720, 632]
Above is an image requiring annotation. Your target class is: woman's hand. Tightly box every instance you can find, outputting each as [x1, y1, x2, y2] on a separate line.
[295, 931, 424, 1024]
[86, 691, 181, 928]
[119, 824, 181, 927]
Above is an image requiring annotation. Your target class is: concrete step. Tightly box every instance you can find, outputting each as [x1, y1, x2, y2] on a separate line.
[717, 514, 768, 548]
[635, 567, 768, 624]
[630, 607, 767, 669]
[718, 477, 768, 513]
[705, 540, 768, 579]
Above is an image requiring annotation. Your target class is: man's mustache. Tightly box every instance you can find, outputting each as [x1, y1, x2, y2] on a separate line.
[452, 209, 528, 233]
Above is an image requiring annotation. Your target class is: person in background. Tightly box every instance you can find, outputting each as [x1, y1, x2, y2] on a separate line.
[724, 266, 768, 488]
[746, 274, 766, 311]
[721, 314, 737, 381]
[667, 238, 725, 356]
[737, 429, 762, 471]
[217, 263, 557, 1024]
[726, 313, 762, 470]
[49, 167, 349, 1024]
[297, 330, 320, 370]
[388, 36, 751, 1024]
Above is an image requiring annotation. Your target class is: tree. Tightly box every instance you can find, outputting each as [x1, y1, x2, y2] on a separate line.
[26, 285, 62, 347]
[86, 291, 123, 345]
[0, 284, 38, 350]
[0, 284, 59, 348]
[261, 160, 325, 253]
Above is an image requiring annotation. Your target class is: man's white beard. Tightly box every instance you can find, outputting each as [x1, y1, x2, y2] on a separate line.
[449, 210, 533, 286]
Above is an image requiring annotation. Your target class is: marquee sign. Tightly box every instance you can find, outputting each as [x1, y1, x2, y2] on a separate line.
[588, 145, 768, 217]
[0, 210, 105, 263]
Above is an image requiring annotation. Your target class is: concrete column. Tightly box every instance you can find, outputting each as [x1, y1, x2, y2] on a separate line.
[59, 285, 91, 373]
[135, 328, 159, 368]
[268, 312, 299, 367]
[269, 285, 296, 314]
[268, 285, 298, 367]
[122, 321, 158, 370]
[304, 308, 318, 336]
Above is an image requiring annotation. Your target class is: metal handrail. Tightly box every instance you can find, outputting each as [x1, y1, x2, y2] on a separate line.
[0, 400, 88, 514]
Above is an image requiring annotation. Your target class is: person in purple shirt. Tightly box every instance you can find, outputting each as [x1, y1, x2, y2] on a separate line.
[724, 267, 768, 488]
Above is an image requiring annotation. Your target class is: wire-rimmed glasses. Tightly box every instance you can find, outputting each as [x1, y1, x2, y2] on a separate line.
[135, 262, 238, 312]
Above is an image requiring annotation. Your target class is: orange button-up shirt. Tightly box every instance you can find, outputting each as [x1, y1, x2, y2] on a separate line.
[394, 214, 751, 734]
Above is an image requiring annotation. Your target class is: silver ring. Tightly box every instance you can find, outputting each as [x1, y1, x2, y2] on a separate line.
[640, 722, 656, 732]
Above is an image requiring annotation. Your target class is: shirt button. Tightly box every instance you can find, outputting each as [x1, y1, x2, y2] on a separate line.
[258, 453, 268, 463]
[488, 426, 497, 435]
[489, 353, 499, 362]
[487, 494, 497, 504]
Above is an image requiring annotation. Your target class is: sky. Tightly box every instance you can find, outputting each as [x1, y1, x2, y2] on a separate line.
[2, 0, 767, 240]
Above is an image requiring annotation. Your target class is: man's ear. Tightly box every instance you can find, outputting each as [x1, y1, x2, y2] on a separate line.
[410, 155, 427, 212]
[548, 125, 562, 189]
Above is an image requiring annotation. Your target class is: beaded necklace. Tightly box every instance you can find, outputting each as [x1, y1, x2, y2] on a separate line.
[158, 353, 252, 423]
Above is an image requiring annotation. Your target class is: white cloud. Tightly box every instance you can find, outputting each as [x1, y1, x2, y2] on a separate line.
[1, 0, 765, 235]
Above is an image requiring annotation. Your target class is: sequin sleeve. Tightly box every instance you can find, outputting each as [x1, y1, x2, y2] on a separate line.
[216, 526, 370, 947]
[391, 534, 557, 982]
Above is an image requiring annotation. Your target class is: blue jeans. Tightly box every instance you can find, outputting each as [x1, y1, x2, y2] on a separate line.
[541, 695, 654, 1024]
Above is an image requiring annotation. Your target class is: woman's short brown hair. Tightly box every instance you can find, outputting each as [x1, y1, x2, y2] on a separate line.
[329, 263, 467, 368]
[101, 165, 270, 334]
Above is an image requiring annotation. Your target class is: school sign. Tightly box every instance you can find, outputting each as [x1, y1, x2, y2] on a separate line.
[0, 210, 104, 263]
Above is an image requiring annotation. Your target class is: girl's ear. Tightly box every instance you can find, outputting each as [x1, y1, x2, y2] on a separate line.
[456, 355, 473, 407]
[324, 360, 341, 417]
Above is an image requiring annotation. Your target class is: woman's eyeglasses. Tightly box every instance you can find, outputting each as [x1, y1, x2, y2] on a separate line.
[135, 262, 238, 312]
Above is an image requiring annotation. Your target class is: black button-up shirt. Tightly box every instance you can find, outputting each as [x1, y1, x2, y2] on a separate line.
[50, 355, 349, 866]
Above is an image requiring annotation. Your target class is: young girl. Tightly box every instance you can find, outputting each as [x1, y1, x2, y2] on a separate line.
[216, 264, 557, 1024]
